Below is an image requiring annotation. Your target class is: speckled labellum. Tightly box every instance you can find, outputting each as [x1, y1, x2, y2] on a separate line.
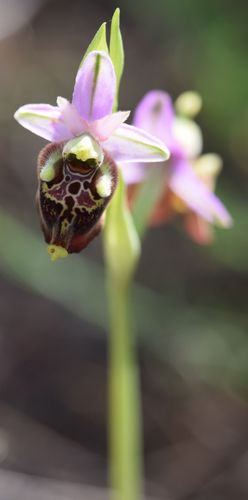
[37, 135, 118, 259]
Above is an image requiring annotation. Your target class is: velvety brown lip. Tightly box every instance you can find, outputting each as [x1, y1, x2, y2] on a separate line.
[36, 141, 118, 253]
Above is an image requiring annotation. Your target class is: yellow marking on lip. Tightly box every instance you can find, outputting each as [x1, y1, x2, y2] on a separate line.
[47, 244, 68, 262]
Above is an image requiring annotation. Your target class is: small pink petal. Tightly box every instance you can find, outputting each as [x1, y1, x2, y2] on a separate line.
[57, 97, 87, 137]
[91, 111, 130, 141]
[72, 51, 116, 122]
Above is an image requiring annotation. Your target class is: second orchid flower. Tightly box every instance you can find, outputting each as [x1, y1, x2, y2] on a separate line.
[123, 90, 232, 244]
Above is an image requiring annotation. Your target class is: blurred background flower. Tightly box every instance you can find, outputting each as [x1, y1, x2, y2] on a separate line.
[0, 0, 247, 499]
[123, 89, 232, 244]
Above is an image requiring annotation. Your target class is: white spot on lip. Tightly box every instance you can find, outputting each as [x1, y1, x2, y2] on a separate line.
[96, 174, 112, 198]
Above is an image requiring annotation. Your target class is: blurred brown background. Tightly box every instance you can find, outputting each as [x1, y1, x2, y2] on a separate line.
[0, 0, 248, 498]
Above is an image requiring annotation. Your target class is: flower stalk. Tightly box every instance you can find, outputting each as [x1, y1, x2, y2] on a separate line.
[107, 272, 142, 500]
[104, 172, 142, 500]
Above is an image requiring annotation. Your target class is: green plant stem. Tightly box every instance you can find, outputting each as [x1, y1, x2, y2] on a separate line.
[108, 273, 142, 500]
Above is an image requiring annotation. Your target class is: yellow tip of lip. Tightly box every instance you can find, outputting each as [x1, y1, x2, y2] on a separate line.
[47, 244, 68, 262]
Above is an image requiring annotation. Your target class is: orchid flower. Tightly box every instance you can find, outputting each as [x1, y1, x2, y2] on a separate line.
[122, 90, 232, 244]
[14, 51, 169, 259]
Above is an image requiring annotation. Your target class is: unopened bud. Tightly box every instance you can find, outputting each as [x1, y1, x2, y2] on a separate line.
[175, 91, 202, 118]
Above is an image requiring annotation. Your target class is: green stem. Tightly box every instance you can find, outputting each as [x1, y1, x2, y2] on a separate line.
[108, 273, 142, 500]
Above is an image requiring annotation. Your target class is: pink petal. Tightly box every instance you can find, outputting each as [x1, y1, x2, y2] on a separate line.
[169, 160, 233, 226]
[133, 90, 176, 149]
[57, 97, 87, 137]
[72, 51, 116, 122]
[14, 103, 72, 141]
[90, 111, 130, 141]
[103, 123, 170, 163]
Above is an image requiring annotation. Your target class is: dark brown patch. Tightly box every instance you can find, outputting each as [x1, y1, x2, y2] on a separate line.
[36, 141, 118, 254]
[68, 181, 81, 195]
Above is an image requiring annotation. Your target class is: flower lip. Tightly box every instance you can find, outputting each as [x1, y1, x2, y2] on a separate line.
[37, 141, 119, 254]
